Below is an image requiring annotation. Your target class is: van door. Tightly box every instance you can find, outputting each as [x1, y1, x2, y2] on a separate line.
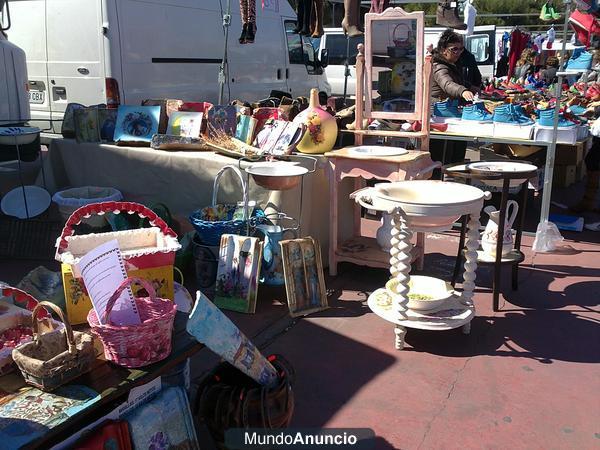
[46, 0, 105, 132]
[320, 32, 363, 97]
[283, 19, 328, 98]
[7, 0, 50, 129]
[465, 25, 496, 81]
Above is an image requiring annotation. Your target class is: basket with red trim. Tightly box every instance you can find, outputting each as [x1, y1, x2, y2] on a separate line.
[55, 201, 181, 325]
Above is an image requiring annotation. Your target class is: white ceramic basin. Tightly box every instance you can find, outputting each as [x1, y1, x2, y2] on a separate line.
[246, 162, 308, 191]
[354, 180, 485, 231]
[0, 127, 41, 146]
[465, 161, 538, 188]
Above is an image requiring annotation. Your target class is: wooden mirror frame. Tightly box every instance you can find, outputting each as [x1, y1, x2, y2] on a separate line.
[364, 7, 425, 121]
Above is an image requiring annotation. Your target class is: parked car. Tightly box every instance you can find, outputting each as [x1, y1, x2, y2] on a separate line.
[7, 0, 331, 135]
[0, 0, 29, 126]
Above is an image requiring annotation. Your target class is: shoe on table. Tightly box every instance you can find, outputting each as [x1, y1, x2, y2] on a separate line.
[566, 48, 593, 72]
[433, 99, 462, 121]
[492, 104, 534, 125]
[461, 103, 493, 122]
[537, 108, 577, 128]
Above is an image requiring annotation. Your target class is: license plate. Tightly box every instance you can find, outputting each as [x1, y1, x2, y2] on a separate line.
[28, 90, 45, 104]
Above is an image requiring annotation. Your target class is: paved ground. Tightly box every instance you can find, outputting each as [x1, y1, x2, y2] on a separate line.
[1, 185, 598, 449]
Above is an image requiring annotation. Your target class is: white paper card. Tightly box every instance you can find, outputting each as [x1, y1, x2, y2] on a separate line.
[76, 239, 141, 326]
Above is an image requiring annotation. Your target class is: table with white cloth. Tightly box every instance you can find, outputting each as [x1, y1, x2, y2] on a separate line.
[43, 139, 332, 251]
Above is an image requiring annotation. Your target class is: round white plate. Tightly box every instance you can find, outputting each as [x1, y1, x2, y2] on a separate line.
[466, 161, 538, 174]
[349, 146, 408, 157]
[1, 185, 51, 219]
[0, 127, 41, 146]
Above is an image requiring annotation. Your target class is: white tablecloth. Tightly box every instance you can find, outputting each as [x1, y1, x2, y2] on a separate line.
[45, 139, 336, 250]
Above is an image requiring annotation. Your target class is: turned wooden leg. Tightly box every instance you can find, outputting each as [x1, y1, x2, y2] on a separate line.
[395, 325, 407, 350]
[390, 209, 412, 349]
[461, 214, 481, 307]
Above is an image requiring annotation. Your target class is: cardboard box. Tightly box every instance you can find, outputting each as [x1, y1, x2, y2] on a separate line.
[554, 142, 585, 165]
[553, 164, 577, 188]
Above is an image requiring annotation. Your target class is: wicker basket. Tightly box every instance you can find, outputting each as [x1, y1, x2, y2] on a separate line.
[189, 165, 249, 246]
[87, 277, 177, 368]
[12, 301, 95, 391]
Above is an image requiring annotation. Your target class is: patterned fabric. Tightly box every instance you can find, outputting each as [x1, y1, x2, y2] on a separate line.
[240, 0, 256, 25]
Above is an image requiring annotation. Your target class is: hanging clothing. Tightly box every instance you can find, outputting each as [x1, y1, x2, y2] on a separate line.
[496, 55, 509, 78]
[463, 1, 477, 36]
[294, 0, 313, 35]
[310, 0, 324, 37]
[569, 9, 600, 47]
[369, 0, 390, 13]
[239, 0, 257, 43]
[546, 26, 555, 49]
[507, 29, 529, 79]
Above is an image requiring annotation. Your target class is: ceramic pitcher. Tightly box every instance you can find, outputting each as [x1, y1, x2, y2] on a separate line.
[481, 200, 518, 257]
[255, 222, 297, 286]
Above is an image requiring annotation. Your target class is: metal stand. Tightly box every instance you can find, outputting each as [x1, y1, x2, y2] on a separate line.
[218, 0, 232, 105]
[0, 127, 47, 219]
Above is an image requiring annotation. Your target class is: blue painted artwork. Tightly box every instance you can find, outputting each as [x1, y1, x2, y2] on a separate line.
[114, 105, 161, 143]
[0, 384, 100, 448]
[124, 387, 199, 449]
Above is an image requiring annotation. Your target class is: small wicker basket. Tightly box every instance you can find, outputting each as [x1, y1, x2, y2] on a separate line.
[12, 301, 95, 391]
[87, 277, 177, 368]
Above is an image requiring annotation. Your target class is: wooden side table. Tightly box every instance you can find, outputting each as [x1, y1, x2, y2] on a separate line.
[443, 164, 538, 311]
[325, 147, 439, 276]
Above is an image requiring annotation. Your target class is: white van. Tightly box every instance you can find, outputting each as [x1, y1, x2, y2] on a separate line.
[8, 0, 330, 134]
[0, 0, 29, 126]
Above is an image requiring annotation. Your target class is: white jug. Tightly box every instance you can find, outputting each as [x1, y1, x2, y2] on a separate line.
[481, 200, 518, 257]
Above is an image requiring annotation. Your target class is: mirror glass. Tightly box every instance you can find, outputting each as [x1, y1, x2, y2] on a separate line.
[369, 19, 418, 114]
[467, 35, 490, 63]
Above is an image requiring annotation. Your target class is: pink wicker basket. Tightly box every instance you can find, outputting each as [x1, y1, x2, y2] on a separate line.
[87, 277, 177, 368]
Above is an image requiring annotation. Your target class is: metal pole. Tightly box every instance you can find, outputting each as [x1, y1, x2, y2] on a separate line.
[218, 0, 232, 105]
[342, 35, 351, 106]
[537, 0, 571, 229]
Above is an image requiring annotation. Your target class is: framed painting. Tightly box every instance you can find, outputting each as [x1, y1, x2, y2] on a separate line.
[113, 105, 161, 144]
[279, 236, 328, 317]
[167, 111, 203, 138]
[207, 105, 237, 137]
[214, 234, 262, 314]
[74, 108, 100, 143]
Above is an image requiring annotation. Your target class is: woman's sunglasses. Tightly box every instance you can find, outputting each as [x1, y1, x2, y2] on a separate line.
[447, 46, 464, 54]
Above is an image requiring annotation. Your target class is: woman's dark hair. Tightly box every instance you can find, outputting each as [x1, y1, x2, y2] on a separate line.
[436, 29, 463, 52]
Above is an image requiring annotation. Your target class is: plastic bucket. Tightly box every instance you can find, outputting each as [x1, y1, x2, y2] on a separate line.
[52, 186, 123, 228]
[192, 233, 219, 299]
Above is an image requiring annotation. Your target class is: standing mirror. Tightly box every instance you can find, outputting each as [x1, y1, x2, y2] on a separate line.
[364, 8, 424, 121]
